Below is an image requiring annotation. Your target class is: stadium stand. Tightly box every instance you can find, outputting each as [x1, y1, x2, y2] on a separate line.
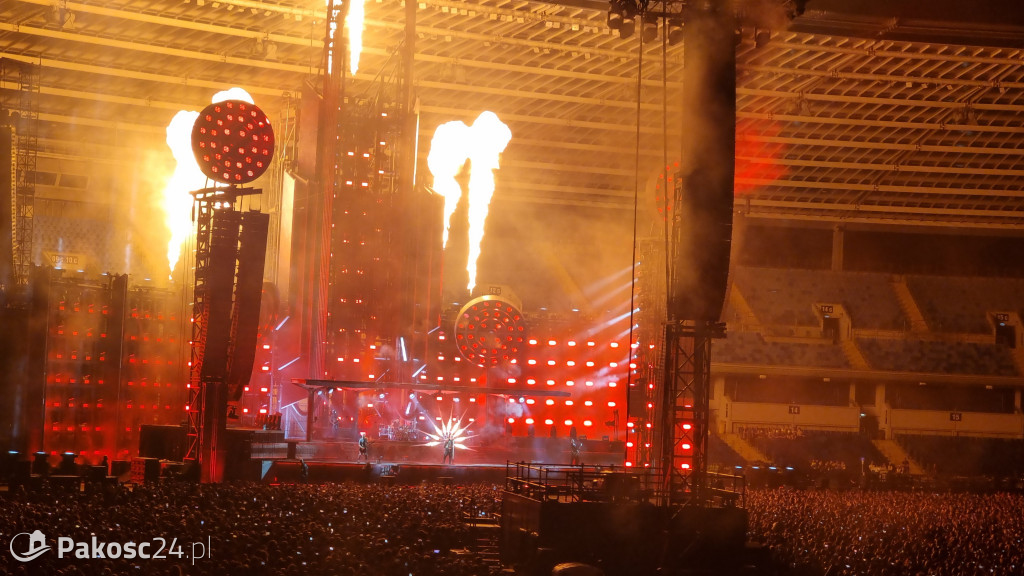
[731, 267, 908, 330]
[905, 275, 1024, 334]
[716, 331, 851, 369]
[856, 338, 1018, 376]
[898, 434, 1024, 478]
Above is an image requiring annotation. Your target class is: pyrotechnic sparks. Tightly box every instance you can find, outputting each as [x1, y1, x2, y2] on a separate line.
[426, 112, 512, 292]
[161, 88, 255, 273]
[423, 413, 473, 450]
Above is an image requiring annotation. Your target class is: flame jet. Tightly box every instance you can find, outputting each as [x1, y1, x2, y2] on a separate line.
[426, 112, 512, 292]
[324, 0, 364, 75]
[464, 112, 512, 293]
[347, 0, 365, 75]
[427, 120, 471, 249]
[161, 88, 254, 273]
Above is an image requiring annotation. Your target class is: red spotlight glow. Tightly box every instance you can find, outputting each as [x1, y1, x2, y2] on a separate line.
[191, 100, 275, 184]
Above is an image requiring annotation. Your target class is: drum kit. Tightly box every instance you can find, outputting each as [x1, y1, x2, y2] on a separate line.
[378, 419, 420, 441]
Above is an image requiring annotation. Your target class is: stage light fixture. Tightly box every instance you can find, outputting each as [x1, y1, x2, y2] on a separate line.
[755, 27, 771, 48]
[607, 0, 624, 29]
[191, 99, 275, 184]
[607, 0, 636, 38]
[454, 296, 526, 366]
[641, 13, 659, 43]
[667, 18, 683, 45]
[619, 10, 636, 39]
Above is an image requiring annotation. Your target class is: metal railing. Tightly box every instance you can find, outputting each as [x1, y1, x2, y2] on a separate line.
[504, 461, 745, 508]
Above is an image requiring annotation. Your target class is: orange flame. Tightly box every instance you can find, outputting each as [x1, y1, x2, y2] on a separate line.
[426, 112, 511, 293]
[347, 0, 365, 75]
[324, 0, 364, 75]
[161, 88, 255, 273]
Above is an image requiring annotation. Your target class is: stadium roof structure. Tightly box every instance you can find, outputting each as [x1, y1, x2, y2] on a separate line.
[3, 0, 1024, 229]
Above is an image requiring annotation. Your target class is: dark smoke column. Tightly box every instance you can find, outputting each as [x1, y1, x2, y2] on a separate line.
[670, 0, 735, 323]
[658, 0, 735, 507]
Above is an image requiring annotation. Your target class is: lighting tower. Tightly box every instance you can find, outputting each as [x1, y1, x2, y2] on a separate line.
[657, 0, 736, 507]
[184, 99, 274, 482]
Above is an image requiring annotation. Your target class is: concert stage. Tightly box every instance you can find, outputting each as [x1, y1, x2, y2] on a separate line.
[253, 434, 627, 484]
[258, 435, 624, 464]
[261, 460, 511, 485]
[138, 425, 626, 483]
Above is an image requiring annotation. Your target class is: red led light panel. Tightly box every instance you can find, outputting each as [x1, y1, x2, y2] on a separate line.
[455, 296, 527, 366]
[191, 99, 275, 184]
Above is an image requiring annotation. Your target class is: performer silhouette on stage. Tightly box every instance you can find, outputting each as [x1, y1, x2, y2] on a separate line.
[569, 426, 582, 465]
[442, 435, 455, 465]
[357, 432, 370, 462]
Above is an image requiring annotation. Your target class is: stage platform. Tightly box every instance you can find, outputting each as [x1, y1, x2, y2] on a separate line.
[250, 434, 625, 467]
[260, 460, 514, 485]
[252, 436, 627, 484]
[136, 425, 627, 482]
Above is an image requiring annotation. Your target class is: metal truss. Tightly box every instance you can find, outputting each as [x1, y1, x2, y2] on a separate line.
[659, 320, 724, 507]
[1, 59, 38, 287]
[184, 193, 215, 463]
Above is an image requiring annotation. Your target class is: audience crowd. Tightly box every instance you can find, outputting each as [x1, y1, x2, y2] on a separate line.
[739, 425, 804, 441]
[746, 487, 1024, 576]
[0, 481, 503, 576]
[808, 459, 847, 474]
[4, 479, 1023, 576]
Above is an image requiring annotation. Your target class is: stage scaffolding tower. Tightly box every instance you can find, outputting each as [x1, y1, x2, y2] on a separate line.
[185, 191, 217, 464]
[659, 320, 723, 507]
[184, 187, 260, 468]
[1, 59, 38, 289]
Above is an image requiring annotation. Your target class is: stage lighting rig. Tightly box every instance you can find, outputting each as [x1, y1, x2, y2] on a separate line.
[667, 18, 684, 44]
[607, 0, 638, 38]
[191, 100, 275, 185]
[454, 295, 527, 366]
[641, 12, 660, 43]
